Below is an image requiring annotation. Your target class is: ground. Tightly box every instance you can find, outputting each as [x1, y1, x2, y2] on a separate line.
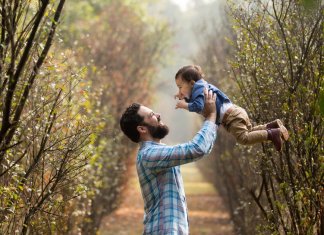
[99, 163, 235, 235]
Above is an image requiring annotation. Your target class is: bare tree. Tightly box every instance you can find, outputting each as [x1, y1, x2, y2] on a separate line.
[56, 2, 170, 234]
[0, 1, 92, 233]
[195, 0, 323, 234]
[228, 0, 323, 234]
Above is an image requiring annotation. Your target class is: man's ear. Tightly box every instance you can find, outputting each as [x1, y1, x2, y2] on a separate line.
[137, 125, 147, 134]
[190, 80, 195, 86]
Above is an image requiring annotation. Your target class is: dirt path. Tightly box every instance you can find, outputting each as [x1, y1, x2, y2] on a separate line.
[99, 163, 234, 235]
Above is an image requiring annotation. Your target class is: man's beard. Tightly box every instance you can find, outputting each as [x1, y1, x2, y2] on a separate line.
[145, 123, 169, 139]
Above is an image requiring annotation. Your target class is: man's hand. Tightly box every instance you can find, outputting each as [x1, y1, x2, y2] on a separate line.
[202, 88, 216, 122]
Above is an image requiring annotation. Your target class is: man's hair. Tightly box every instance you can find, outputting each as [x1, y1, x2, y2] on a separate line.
[175, 65, 204, 82]
[120, 103, 143, 143]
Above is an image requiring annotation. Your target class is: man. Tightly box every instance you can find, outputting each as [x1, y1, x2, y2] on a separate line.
[119, 89, 217, 234]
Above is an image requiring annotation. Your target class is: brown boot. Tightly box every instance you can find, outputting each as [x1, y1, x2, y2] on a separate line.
[266, 119, 289, 141]
[267, 128, 282, 151]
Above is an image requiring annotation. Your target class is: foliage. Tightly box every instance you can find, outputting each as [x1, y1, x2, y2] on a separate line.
[0, 1, 92, 234]
[196, 0, 323, 234]
[0, 0, 168, 234]
[194, 1, 264, 233]
[229, 0, 323, 233]
[58, 1, 170, 234]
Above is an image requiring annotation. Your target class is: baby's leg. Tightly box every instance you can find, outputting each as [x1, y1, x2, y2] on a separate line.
[228, 122, 268, 145]
[225, 108, 268, 145]
[251, 124, 267, 131]
[224, 108, 286, 150]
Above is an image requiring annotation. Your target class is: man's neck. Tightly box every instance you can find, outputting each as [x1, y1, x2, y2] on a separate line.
[141, 136, 161, 143]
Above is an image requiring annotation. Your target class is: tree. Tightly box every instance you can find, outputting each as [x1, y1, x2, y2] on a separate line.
[227, 0, 323, 233]
[58, 1, 170, 233]
[195, 0, 323, 234]
[0, 1, 92, 233]
[193, 1, 264, 234]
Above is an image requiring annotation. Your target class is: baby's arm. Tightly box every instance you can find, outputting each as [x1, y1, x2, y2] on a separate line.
[176, 99, 189, 110]
[175, 94, 204, 112]
[188, 94, 204, 113]
[174, 83, 206, 112]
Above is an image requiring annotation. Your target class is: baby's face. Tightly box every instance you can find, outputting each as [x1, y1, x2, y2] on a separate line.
[175, 77, 194, 99]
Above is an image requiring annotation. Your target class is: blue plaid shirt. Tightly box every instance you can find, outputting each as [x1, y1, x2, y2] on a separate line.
[136, 120, 217, 235]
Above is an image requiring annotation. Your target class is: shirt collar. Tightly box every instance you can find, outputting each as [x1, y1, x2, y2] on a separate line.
[140, 141, 165, 149]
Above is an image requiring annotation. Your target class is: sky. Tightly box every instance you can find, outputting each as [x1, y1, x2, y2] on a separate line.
[171, 0, 192, 11]
[171, 0, 216, 11]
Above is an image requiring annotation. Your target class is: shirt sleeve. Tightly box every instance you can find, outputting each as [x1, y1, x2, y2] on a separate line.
[141, 121, 217, 170]
[188, 84, 205, 113]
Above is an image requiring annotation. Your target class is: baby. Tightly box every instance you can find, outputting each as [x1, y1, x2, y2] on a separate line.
[174, 65, 289, 151]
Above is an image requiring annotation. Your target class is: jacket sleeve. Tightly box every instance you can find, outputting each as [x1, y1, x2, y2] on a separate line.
[141, 121, 217, 170]
[188, 84, 205, 113]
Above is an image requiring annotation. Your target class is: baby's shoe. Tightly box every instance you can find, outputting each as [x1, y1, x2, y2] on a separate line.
[266, 119, 289, 141]
[267, 128, 282, 151]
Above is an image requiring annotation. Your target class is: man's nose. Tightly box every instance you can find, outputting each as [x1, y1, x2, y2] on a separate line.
[155, 113, 161, 121]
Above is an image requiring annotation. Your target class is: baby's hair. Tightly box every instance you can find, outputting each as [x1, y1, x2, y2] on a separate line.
[175, 65, 204, 82]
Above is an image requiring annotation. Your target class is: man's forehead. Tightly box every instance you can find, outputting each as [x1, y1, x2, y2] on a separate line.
[138, 106, 153, 116]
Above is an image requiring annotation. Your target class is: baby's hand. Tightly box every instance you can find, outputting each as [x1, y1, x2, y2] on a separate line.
[175, 100, 188, 110]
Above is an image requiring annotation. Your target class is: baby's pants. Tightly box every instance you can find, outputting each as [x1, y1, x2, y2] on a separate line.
[222, 105, 268, 145]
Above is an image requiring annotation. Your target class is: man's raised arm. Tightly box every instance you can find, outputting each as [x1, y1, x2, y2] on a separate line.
[140, 89, 218, 170]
